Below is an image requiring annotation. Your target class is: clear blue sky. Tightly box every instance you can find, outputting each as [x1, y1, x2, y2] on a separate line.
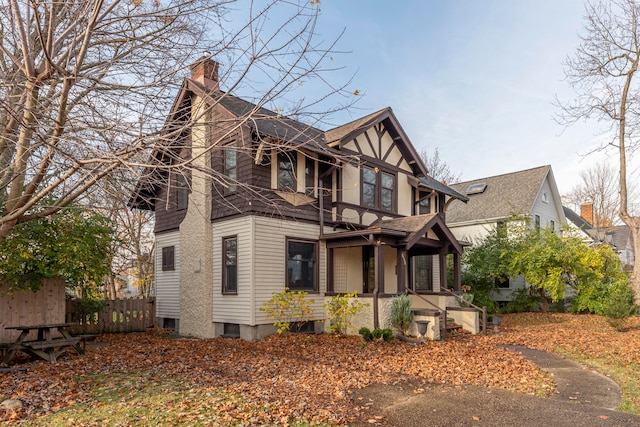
[230, 0, 621, 196]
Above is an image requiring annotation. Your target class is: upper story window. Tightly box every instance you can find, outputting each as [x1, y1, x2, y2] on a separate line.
[542, 192, 549, 203]
[176, 174, 188, 210]
[362, 166, 395, 212]
[418, 197, 431, 215]
[224, 147, 237, 194]
[278, 152, 296, 191]
[305, 156, 315, 196]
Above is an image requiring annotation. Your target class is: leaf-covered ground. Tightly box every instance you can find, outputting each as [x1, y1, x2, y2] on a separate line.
[1, 313, 637, 425]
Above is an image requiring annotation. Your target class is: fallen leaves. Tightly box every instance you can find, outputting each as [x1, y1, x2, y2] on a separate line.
[1, 313, 638, 425]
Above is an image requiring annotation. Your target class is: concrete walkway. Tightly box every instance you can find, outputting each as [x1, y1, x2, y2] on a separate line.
[351, 346, 640, 427]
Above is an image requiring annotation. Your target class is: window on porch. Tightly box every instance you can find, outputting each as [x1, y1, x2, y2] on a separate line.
[412, 255, 433, 292]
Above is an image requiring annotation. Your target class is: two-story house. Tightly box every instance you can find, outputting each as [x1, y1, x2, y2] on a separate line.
[130, 58, 470, 340]
[446, 165, 567, 303]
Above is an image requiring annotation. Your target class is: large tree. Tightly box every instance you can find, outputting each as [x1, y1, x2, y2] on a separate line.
[558, 0, 640, 302]
[0, 0, 353, 242]
[562, 162, 619, 228]
[419, 147, 461, 184]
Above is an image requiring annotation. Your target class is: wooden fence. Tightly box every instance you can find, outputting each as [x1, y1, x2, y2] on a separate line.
[66, 297, 156, 334]
[0, 278, 66, 343]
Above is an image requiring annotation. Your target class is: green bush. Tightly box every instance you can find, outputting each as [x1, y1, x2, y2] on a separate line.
[358, 326, 393, 343]
[503, 287, 541, 313]
[390, 294, 414, 335]
[604, 283, 637, 331]
[358, 327, 373, 342]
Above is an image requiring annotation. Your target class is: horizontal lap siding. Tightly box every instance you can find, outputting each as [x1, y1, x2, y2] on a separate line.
[253, 217, 325, 324]
[212, 217, 253, 324]
[155, 231, 181, 319]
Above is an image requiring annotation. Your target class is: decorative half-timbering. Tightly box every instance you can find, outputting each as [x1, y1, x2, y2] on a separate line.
[130, 58, 471, 340]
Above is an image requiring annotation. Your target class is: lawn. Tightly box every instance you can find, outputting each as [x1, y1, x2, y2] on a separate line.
[1, 313, 638, 425]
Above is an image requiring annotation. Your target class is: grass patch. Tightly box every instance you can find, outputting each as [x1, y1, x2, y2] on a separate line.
[559, 351, 640, 414]
[21, 370, 324, 426]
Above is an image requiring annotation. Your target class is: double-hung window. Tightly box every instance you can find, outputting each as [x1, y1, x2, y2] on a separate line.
[362, 166, 395, 212]
[222, 236, 237, 294]
[286, 239, 317, 291]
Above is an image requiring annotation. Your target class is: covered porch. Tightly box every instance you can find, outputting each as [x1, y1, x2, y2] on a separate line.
[322, 214, 467, 335]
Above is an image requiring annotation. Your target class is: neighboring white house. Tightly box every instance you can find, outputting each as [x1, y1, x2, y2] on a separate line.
[445, 165, 567, 302]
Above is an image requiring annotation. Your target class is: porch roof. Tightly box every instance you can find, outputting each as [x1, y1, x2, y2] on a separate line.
[322, 214, 464, 254]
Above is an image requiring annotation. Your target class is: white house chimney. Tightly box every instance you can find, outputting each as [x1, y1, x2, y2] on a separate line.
[190, 58, 219, 91]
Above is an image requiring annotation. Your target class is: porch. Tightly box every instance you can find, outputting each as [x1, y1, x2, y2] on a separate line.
[322, 214, 480, 337]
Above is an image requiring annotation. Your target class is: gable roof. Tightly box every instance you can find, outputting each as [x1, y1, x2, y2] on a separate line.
[446, 165, 555, 224]
[130, 76, 469, 209]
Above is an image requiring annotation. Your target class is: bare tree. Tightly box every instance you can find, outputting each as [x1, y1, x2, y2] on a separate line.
[557, 0, 640, 301]
[0, 0, 354, 241]
[419, 147, 461, 184]
[82, 167, 155, 298]
[562, 162, 620, 228]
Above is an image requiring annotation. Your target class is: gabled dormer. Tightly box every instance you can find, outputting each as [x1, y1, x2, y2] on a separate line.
[323, 108, 467, 228]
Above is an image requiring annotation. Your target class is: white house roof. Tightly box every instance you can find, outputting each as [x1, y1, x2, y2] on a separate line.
[445, 165, 558, 224]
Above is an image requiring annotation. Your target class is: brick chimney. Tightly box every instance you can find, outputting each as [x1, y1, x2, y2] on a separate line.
[190, 58, 219, 91]
[580, 202, 594, 225]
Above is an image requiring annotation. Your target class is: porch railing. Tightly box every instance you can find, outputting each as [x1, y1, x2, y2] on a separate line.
[440, 287, 487, 335]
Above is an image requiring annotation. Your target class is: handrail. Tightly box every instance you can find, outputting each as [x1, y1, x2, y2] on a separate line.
[405, 287, 448, 340]
[440, 287, 487, 335]
[404, 287, 441, 311]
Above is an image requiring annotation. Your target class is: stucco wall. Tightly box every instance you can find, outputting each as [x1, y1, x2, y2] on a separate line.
[178, 95, 214, 339]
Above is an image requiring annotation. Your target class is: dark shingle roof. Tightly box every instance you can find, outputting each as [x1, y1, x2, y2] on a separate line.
[563, 206, 593, 231]
[446, 165, 551, 224]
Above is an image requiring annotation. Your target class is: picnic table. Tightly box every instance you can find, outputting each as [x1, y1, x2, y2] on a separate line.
[1, 323, 84, 363]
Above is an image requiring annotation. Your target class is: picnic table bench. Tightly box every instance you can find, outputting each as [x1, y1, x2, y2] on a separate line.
[2, 323, 85, 363]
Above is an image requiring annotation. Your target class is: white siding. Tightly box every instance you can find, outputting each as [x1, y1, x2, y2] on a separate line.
[212, 217, 254, 324]
[531, 178, 565, 229]
[253, 217, 325, 324]
[155, 231, 180, 319]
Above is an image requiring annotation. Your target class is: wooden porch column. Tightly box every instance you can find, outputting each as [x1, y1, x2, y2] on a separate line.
[373, 243, 384, 329]
[438, 250, 447, 292]
[453, 252, 461, 292]
[397, 248, 407, 294]
[327, 247, 334, 292]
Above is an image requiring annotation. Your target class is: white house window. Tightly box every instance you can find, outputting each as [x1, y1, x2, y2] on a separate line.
[542, 192, 549, 203]
[534, 214, 541, 228]
[286, 238, 317, 291]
